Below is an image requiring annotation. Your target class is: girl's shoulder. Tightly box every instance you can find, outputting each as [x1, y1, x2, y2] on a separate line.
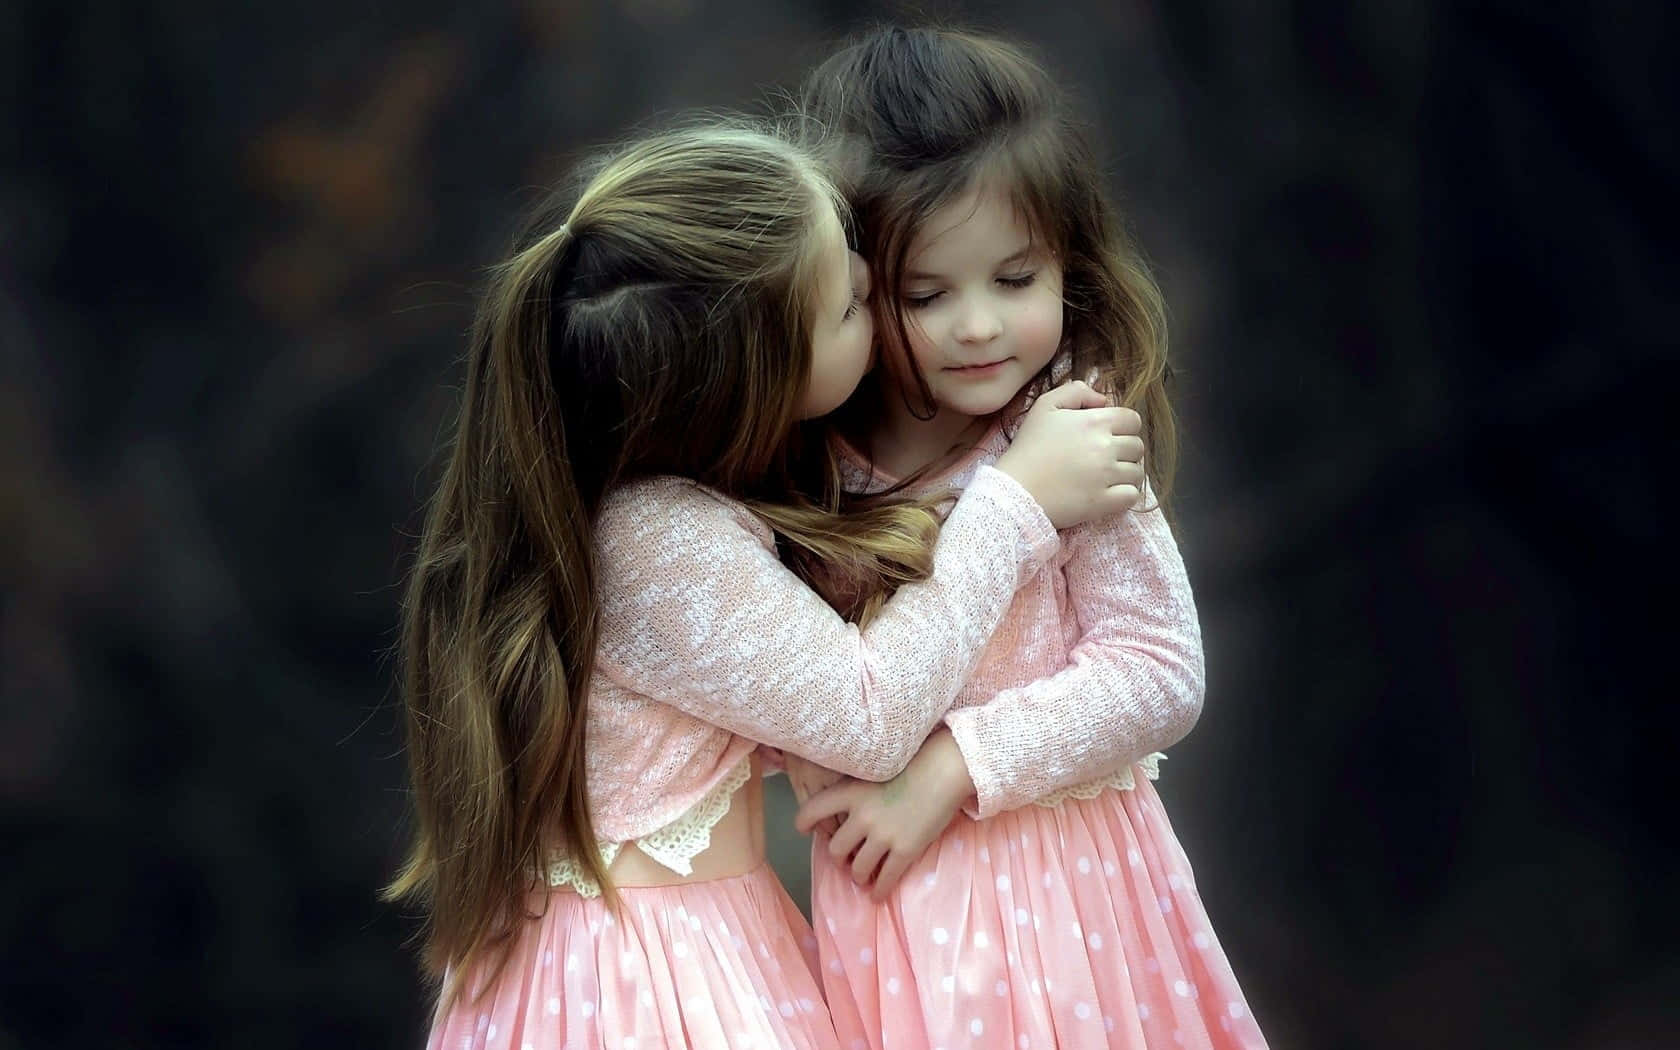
[598, 476, 775, 556]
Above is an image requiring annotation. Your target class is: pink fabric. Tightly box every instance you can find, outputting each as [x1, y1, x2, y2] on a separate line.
[839, 423, 1205, 818]
[815, 774, 1267, 1050]
[585, 464, 1058, 843]
[429, 866, 841, 1050]
[430, 465, 1058, 1047]
[812, 419, 1266, 1046]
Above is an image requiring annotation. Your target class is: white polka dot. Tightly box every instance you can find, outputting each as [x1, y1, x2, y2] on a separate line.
[1104, 860, 1118, 877]
[687, 996, 709, 1013]
[825, 916, 837, 933]
[1138, 1004, 1151, 1020]
[1128, 849, 1143, 866]
[1020, 833, 1032, 848]
[923, 872, 938, 888]
[887, 976, 902, 995]
[799, 998, 815, 1014]
[953, 839, 965, 853]
[858, 947, 874, 965]
[673, 940, 688, 958]
[1193, 931, 1211, 950]
[640, 990, 655, 1008]
[1042, 871, 1054, 889]
[1168, 872, 1186, 891]
[588, 919, 601, 936]
[1018, 1036, 1030, 1049]
[524, 1043, 535, 1050]
[674, 906, 688, 923]
[1074, 1001, 1091, 1020]
[542, 950, 554, 967]
[1158, 895, 1174, 914]
[1014, 908, 1030, 925]
[931, 927, 950, 945]
[565, 953, 579, 973]
[973, 930, 989, 949]
[829, 959, 844, 975]
[1228, 1002, 1246, 1019]
[1069, 921, 1083, 941]
[1077, 856, 1092, 875]
[996, 874, 1012, 892]
[758, 942, 770, 958]
[778, 1001, 795, 1018]
[941, 975, 956, 994]
[1044, 976, 1054, 992]
[979, 846, 990, 862]
[477, 1015, 488, 1031]
[1007, 951, 1017, 965]
[969, 1019, 984, 1036]
[580, 1000, 596, 1018]
[994, 980, 1008, 997]
[1088, 931, 1104, 950]
[758, 994, 772, 1011]
[1175, 979, 1194, 998]
[623, 1038, 638, 1050]
[1033, 915, 1042, 930]
[546, 997, 562, 1016]
[486, 1025, 497, 1041]
[1104, 1016, 1116, 1033]
[689, 913, 702, 930]
[1030, 978, 1042, 997]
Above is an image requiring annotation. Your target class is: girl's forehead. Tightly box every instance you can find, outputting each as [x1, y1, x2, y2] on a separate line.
[910, 183, 1038, 258]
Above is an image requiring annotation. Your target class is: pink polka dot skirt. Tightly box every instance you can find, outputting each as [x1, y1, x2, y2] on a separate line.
[814, 771, 1269, 1049]
[428, 864, 842, 1050]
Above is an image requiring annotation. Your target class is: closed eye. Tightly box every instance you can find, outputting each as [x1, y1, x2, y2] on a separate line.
[998, 272, 1037, 289]
[904, 290, 942, 309]
[843, 290, 862, 321]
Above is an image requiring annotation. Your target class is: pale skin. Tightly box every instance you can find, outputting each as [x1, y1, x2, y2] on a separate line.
[789, 183, 1148, 898]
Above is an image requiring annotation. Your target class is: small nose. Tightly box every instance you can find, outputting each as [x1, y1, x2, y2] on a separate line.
[953, 296, 1002, 344]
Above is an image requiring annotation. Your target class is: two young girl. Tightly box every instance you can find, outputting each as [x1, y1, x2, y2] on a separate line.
[389, 123, 1140, 1049]
[390, 26, 1265, 1050]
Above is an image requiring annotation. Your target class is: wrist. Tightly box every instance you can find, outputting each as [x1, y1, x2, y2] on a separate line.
[918, 729, 976, 811]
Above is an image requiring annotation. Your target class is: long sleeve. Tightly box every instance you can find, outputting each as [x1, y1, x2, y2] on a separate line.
[593, 465, 1058, 781]
[943, 490, 1205, 818]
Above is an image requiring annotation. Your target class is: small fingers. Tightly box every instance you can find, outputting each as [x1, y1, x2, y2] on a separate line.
[827, 815, 868, 861]
[850, 837, 889, 886]
[1104, 406, 1144, 436]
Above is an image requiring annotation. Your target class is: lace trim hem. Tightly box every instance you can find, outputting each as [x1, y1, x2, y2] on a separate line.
[545, 758, 754, 899]
[1030, 752, 1165, 809]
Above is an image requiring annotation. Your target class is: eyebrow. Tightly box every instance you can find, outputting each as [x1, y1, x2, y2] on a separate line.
[904, 245, 1035, 283]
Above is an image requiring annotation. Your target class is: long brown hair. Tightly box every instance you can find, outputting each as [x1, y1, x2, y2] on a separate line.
[386, 123, 938, 993]
[799, 25, 1179, 499]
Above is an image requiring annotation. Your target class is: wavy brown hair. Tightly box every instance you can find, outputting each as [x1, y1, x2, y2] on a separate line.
[385, 123, 939, 997]
[800, 25, 1178, 500]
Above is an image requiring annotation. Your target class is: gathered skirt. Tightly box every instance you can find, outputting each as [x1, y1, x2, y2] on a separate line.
[812, 771, 1268, 1049]
[429, 863, 842, 1050]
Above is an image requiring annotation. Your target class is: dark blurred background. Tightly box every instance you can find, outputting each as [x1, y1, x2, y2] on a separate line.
[3, 1, 1674, 1048]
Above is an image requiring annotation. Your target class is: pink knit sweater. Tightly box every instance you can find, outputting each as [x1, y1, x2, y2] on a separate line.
[585, 464, 1058, 845]
[842, 423, 1206, 819]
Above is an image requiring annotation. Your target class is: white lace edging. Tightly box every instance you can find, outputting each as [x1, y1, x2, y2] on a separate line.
[544, 758, 753, 899]
[1031, 752, 1165, 809]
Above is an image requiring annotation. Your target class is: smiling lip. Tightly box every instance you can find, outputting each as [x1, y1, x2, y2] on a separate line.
[945, 358, 1012, 377]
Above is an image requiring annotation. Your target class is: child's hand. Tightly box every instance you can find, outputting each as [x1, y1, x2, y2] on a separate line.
[996, 380, 1146, 529]
[794, 731, 975, 900]
[784, 754, 847, 837]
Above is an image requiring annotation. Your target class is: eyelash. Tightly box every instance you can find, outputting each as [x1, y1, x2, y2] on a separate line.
[904, 273, 1037, 309]
[843, 292, 862, 321]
